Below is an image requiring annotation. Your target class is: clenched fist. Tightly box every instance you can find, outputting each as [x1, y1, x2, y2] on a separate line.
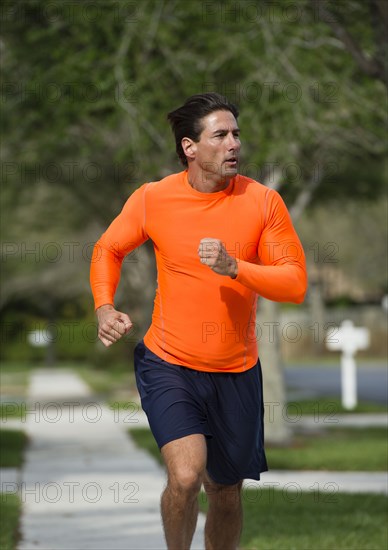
[198, 238, 238, 278]
[96, 304, 133, 347]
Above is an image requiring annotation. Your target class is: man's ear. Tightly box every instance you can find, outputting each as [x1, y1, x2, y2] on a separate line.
[181, 137, 196, 161]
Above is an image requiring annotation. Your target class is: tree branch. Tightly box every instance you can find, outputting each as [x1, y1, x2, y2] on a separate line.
[289, 165, 324, 222]
[114, 17, 166, 151]
[310, 0, 387, 87]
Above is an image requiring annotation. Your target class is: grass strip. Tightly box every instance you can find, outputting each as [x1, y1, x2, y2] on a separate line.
[199, 488, 388, 550]
[0, 403, 26, 421]
[0, 429, 28, 468]
[129, 426, 387, 471]
[0, 493, 21, 550]
[266, 427, 387, 471]
[129, 426, 163, 466]
[77, 365, 136, 397]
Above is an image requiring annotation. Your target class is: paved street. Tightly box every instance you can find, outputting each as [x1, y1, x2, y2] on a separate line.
[285, 364, 387, 404]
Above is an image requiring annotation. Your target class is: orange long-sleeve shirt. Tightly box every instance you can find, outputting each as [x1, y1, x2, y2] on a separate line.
[90, 170, 307, 372]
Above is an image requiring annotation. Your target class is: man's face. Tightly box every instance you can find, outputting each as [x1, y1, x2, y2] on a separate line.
[187, 110, 241, 180]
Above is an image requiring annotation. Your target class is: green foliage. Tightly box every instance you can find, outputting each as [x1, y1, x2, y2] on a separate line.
[0, 494, 21, 550]
[0, 291, 138, 363]
[0, 429, 28, 468]
[0, 312, 137, 365]
[1, 0, 386, 320]
[2, 0, 385, 204]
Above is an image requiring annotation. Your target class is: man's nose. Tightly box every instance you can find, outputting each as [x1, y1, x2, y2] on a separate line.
[227, 134, 240, 150]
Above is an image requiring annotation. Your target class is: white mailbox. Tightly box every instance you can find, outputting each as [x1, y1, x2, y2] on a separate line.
[326, 320, 370, 410]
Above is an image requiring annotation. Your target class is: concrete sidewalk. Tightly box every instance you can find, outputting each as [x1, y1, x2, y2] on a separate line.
[248, 470, 387, 495]
[5, 368, 387, 549]
[16, 368, 205, 550]
[296, 412, 388, 429]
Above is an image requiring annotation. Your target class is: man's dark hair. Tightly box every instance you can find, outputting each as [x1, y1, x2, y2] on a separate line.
[167, 93, 239, 167]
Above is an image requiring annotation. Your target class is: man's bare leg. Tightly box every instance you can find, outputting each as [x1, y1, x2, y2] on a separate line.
[161, 434, 207, 550]
[203, 471, 243, 550]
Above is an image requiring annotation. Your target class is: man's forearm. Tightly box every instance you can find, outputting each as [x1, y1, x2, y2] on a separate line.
[90, 241, 123, 310]
[234, 260, 307, 303]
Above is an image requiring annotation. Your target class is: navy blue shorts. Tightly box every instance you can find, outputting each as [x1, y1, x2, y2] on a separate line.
[134, 341, 268, 485]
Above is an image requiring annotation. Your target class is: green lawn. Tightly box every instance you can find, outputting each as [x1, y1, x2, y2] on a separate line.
[0, 361, 137, 402]
[129, 426, 387, 472]
[199, 489, 388, 550]
[0, 494, 21, 550]
[0, 429, 28, 468]
[266, 427, 387, 471]
[0, 403, 26, 421]
[76, 364, 137, 399]
[130, 426, 163, 465]
[0, 362, 32, 374]
[0, 364, 30, 399]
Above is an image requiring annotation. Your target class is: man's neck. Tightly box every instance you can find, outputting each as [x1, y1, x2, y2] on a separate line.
[187, 168, 232, 193]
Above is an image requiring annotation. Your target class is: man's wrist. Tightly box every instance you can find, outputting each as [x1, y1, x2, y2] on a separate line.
[96, 303, 114, 313]
[229, 259, 238, 279]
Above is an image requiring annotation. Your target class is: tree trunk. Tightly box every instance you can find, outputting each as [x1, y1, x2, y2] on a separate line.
[257, 298, 291, 445]
[45, 307, 56, 367]
[309, 277, 326, 356]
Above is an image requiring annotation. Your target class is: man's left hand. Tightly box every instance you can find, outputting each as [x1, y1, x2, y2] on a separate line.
[198, 238, 238, 278]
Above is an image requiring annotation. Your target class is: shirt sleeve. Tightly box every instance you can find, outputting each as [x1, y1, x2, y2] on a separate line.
[90, 184, 149, 310]
[235, 189, 307, 303]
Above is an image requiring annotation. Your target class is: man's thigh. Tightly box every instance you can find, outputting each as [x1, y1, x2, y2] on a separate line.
[161, 434, 207, 486]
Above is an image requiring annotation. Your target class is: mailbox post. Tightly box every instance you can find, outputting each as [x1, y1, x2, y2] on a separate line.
[326, 319, 370, 410]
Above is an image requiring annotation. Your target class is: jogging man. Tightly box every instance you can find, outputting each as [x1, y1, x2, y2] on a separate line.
[90, 93, 307, 550]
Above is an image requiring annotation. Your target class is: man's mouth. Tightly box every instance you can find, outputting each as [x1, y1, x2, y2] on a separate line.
[224, 157, 238, 165]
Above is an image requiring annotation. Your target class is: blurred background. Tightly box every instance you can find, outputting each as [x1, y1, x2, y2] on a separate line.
[1, 0, 386, 365]
[1, 1, 387, 549]
[1, 0, 386, 407]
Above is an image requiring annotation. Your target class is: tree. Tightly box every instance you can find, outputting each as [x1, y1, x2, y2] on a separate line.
[1, 0, 386, 435]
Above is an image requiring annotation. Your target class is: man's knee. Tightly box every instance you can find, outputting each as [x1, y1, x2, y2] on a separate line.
[162, 434, 207, 497]
[168, 466, 204, 496]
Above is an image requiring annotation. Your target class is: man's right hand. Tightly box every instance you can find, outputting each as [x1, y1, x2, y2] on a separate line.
[96, 304, 132, 347]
